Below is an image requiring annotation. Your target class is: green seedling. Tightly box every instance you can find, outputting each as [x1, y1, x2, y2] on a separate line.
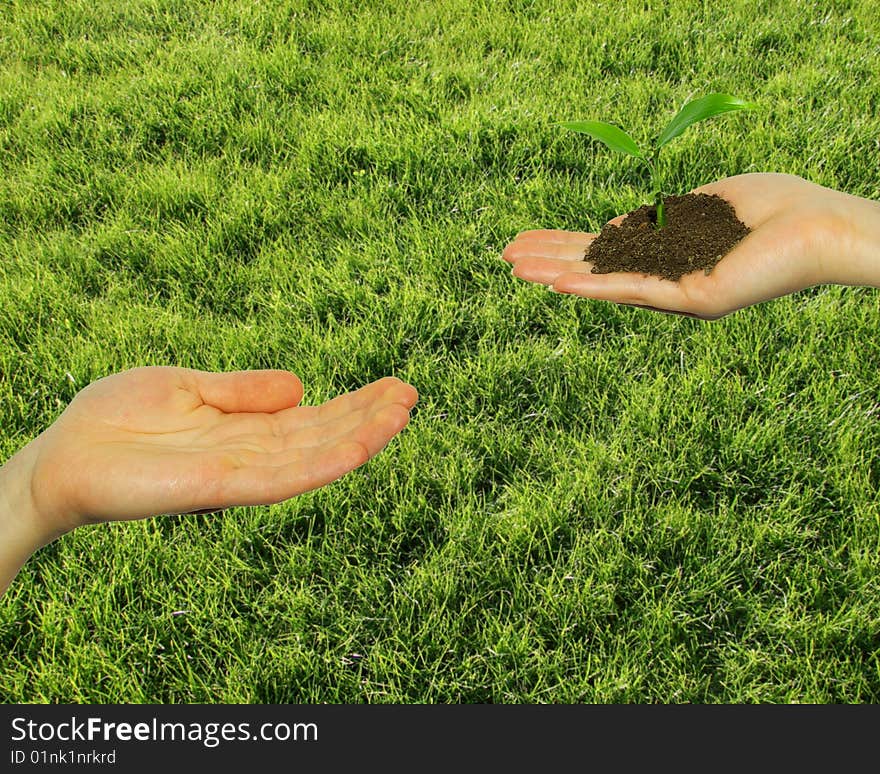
[560, 93, 756, 228]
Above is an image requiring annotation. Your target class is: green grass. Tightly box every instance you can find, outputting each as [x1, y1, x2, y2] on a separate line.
[1, 0, 879, 703]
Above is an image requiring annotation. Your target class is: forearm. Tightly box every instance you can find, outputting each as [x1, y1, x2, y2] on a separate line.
[824, 190, 880, 288]
[0, 438, 58, 597]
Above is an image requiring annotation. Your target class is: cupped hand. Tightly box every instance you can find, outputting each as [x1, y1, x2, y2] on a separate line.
[503, 173, 875, 319]
[26, 367, 418, 537]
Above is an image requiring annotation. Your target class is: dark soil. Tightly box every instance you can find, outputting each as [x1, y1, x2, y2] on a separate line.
[586, 193, 750, 281]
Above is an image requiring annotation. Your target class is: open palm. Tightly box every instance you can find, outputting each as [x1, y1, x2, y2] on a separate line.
[28, 367, 418, 534]
[503, 173, 864, 319]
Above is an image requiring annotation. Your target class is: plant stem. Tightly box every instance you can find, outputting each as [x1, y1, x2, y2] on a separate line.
[655, 191, 666, 228]
[647, 156, 666, 229]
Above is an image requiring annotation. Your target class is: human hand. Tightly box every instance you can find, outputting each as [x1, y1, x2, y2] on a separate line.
[3, 367, 418, 556]
[503, 173, 880, 319]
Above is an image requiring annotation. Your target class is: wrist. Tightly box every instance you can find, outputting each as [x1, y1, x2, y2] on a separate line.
[0, 436, 66, 595]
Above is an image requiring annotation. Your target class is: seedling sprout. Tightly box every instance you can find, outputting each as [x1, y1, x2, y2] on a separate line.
[560, 93, 756, 228]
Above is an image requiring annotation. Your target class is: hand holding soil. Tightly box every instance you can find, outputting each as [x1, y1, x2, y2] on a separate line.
[503, 173, 880, 319]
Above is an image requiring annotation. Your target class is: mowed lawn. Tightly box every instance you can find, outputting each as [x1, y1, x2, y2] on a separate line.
[1, 0, 878, 703]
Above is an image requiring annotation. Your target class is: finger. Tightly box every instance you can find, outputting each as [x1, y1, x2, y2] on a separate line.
[281, 377, 418, 430]
[222, 395, 416, 471]
[243, 383, 415, 452]
[182, 378, 418, 452]
[188, 383, 417, 465]
[187, 370, 304, 414]
[337, 400, 414, 459]
[550, 270, 702, 315]
[215, 402, 414, 504]
[502, 230, 595, 263]
[512, 256, 594, 285]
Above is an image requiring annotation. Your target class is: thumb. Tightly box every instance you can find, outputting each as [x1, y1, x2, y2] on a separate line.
[186, 369, 304, 414]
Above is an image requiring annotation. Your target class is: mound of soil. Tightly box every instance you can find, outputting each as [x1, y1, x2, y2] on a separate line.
[586, 193, 750, 281]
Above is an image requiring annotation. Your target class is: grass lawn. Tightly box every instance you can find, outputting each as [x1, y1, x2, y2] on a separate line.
[1, 0, 878, 703]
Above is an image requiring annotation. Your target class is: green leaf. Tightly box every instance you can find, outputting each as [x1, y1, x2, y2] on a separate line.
[559, 120, 644, 158]
[655, 93, 756, 150]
